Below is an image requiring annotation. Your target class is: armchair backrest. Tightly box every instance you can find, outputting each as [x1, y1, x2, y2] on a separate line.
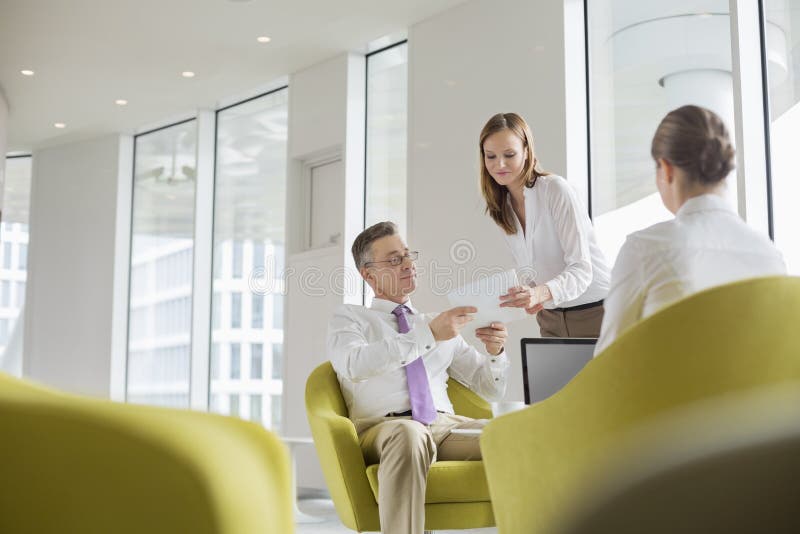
[481, 276, 800, 534]
[0, 372, 293, 534]
[555, 386, 800, 534]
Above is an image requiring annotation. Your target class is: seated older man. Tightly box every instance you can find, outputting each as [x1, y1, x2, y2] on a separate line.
[328, 221, 509, 534]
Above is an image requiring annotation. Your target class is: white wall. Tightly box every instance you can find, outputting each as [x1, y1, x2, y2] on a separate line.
[24, 135, 130, 397]
[284, 53, 365, 489]
[407, 0, 569, 402]
[0, 91, 7, 205]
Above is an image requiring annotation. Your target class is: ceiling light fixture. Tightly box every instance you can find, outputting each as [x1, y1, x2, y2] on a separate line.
[115, 99, 128, 106]
[20, 69, 34, 76]
[54, 122, 66, 129]
[257, 36, 271, 43]
[181, 71, 195, 78]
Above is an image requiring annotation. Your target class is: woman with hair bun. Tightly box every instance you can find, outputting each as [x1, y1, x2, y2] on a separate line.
[594, 105, 786, 355]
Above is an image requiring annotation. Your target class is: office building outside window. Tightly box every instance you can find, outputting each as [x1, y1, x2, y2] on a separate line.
[209, 88, 287, 429]
[231, 292, 242, 328]
[271, 343, 282, 380]
[271, 394, 282, 433]
[250, 393, 263, 422]
[126, 120, 197, 408]
[251, 294, 263, 329]
[0, 155, 32, 377]
[229, 343, 241, 379]
[251, 342, 263, 379]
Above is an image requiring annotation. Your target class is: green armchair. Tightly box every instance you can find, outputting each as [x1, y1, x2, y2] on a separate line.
[305, 361, 494, 532]
[554, 386, 800, 534]
[0, 372, 293, 534]
[481, 276, 800, 534]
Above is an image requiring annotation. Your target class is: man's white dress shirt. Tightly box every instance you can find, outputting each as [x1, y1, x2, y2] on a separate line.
[328, 297, 509, 431]
[501, 175, 611, 308]
[595, 194, 787, 355]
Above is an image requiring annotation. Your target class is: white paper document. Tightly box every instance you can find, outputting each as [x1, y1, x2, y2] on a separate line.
[446, 269, 527, 328]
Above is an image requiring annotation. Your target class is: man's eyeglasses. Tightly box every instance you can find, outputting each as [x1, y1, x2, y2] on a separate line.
[364, 251, 420, 267]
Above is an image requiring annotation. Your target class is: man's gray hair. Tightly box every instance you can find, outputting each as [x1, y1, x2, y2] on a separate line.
[352, 221, 398, 269]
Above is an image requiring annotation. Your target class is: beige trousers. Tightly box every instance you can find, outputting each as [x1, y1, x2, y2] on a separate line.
[358, 413, 486, 534]
[536, 304, 604, 338]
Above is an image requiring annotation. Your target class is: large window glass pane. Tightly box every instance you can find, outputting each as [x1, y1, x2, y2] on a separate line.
[0, 156, 32, 377]
[230, 342, 241, 379]
[127, 120, 197, 408]
[271, 342, 282, 380]
[765, 0, 800, 273]
[231, 292, 242, 328]
[251, 294, 264, 329]
[251, 342, 263, 379]
[209, 89, 287, 428]
[365, 42, 408, 232]
[589, 4, 736, 264]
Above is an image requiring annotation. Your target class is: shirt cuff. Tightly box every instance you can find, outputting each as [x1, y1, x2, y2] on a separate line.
[396, 315, 436, 365]
[544, 280, 565, 307]
[487, 349, 509, 378]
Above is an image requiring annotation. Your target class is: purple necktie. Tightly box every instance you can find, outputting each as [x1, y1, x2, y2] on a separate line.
[392, 304, 437, 425]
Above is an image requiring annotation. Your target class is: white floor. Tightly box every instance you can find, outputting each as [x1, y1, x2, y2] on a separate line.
[296, 497, 497, 534]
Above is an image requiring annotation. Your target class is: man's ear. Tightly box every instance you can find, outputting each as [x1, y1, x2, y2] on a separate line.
[359, 267, 371, 284]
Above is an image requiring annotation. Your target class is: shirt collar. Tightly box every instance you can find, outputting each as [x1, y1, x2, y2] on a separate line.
[370, 297, 418, 315]
[676, 193, 734, 218]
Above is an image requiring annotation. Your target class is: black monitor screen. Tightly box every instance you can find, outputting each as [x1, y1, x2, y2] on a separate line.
[521, 338, 596, 404]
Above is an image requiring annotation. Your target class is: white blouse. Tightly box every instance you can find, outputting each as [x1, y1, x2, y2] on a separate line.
[595, 194, 787, 355]
[501, 174, 611, 309]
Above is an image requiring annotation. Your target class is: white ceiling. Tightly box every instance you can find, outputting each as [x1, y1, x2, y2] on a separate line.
[0, 0, 466, 153]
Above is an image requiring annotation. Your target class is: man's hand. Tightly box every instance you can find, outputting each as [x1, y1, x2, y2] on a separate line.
[475, 322, 507, 356]
[429, 306, 477, 342]
[499, 285, 551, 315]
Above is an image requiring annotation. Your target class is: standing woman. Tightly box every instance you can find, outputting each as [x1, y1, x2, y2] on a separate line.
[479, 112, 610, 337]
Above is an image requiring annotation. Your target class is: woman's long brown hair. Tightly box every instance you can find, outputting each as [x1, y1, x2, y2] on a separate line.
[479, 113, 549, 235]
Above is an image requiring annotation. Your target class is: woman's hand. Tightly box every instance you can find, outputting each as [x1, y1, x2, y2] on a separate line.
[475, 322, 507, 356]
[499, 285, 552, 315]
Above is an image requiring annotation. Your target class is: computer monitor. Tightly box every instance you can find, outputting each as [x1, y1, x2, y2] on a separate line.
[521, 338, 596, 404]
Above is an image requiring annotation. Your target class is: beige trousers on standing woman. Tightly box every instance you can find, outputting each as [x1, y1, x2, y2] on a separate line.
[536, 303, 604, 338]
[358, 413, 486, 534]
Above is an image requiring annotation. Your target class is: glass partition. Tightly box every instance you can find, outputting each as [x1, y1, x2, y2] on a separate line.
[0, 156, 32, 377]
[127, 120, 197, 407]
[209, 89, 288, 430]
[588, 3, 736, 263]
[365, 42, 408, 233]
[764, 0, 800, 273]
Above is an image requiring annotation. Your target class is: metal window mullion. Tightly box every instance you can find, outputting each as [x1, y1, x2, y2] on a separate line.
[189, 110, 216, 410]
[730, 0, 772, 237]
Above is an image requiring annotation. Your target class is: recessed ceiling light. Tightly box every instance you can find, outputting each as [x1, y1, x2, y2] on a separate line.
[115, 99, 128, 106]
[54, 122, 66, 129]
[20, 69, 34, 76]
[257, 36, 271, 43]
[181, 71, 195, 78]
